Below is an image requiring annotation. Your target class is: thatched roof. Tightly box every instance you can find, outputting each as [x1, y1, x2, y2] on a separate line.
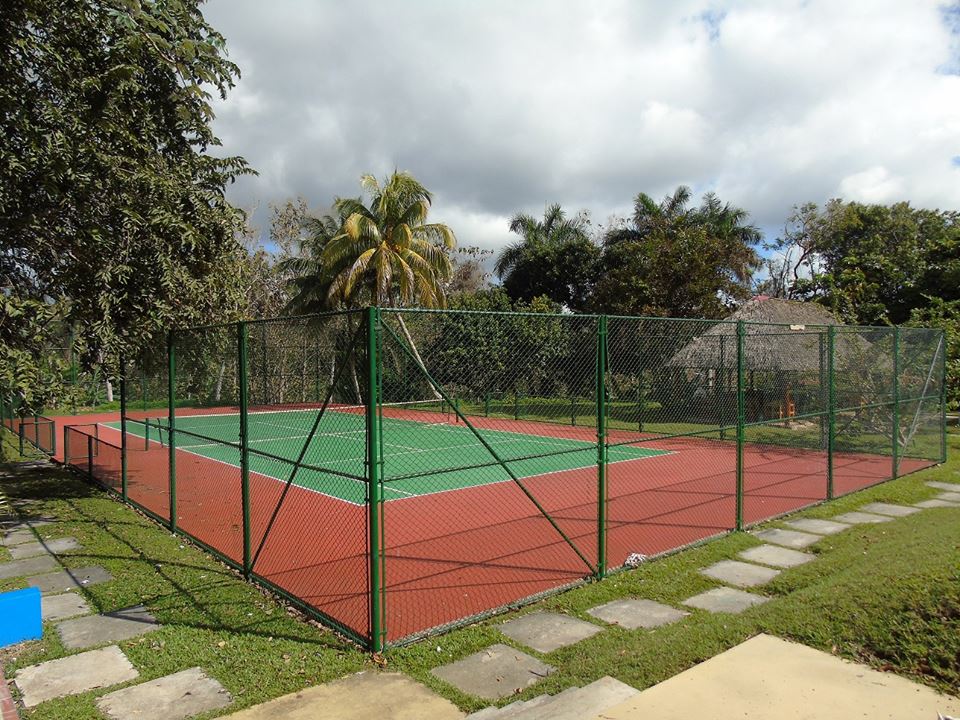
[667, 297, 877, 372]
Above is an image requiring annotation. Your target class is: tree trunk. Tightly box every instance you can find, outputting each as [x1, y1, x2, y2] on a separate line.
[395, 313, 442, 400]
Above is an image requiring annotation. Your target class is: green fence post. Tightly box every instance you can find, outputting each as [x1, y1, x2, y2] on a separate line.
[736, 320, 745, 531]
[892, 327, 900, 480]
[718, 335, 726, 440]
[484, 392, 490, 417]
[167, 331, 177, 532]
[941, 330, 948, 465]
[514, 392, 520, 421]
[18, 419, 24, 456]
[87, 434, 93, 478]
[596, 316, 608, 578]
[366, 306, 384, 653]
[238, 322, 252, 577]
[826, 325, 836, 499]
[120, 356, 128, 501]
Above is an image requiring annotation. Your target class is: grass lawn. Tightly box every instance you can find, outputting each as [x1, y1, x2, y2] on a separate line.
[0, 427, 957, 717]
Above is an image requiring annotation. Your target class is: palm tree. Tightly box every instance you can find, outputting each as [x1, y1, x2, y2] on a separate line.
[494, 203, 596, 309]
[285, 172, 456, 399]
[322, 172, 456, 309]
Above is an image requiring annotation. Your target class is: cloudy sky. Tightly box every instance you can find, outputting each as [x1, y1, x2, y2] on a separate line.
[204, 0, 960, 257]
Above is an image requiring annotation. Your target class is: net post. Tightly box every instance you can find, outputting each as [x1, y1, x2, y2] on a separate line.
[596, 316, 608, 579]
[366, 306, 384, 653]
[167, 330, 177, 532]
[238, 321, 252, 577]
[892, 326, 900, 479]
[826, 325, 836, 499]
[120, 355, 128, 502]
[736, 320, 745, 531]
[941, 329, 948, 464]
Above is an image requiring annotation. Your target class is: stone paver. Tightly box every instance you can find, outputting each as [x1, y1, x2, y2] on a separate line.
[752, 528, 821, 549]
[939, 492, 960, 503]
[0, 553, 58, 579]
[8, 537, 79, 560]
[926, 481, 959, 491]
[224, 671, 463, 720]
[782, 518, 850, 535]
[682, 587, 769, 614]
[858, 502, 919, 517]
[14, 645, 138, 708]
[57, 605, 159, 650]
[0, 528, 36, 546]
[499, 612, 601, 653]
[587, 598, 688, 630]
[701, 560, 780, 588]
[832, 511, 893, 524]
[27, 565, 112, 594]
[96, 667, 231, 720]
[914, 498, 959, 508]
[42, 592, 92, 622]
[738, 545, 814, 569]
[431, 643, 554, 700]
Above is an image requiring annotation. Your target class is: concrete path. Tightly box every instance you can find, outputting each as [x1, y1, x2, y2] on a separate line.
[432, 644, 554, 701]
[96, 667, 232, 720]
[499, 612, 601, 653]
[14, 645, 138, 708]
[589, 634, 960, 720]
[224, 672, 463, 720]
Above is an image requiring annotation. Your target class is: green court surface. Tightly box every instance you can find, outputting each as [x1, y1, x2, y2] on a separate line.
[108, 408, 669, 505]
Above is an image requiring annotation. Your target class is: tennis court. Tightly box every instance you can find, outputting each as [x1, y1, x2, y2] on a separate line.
[46, 307, 945, 650]
[107, 402, 669, 504]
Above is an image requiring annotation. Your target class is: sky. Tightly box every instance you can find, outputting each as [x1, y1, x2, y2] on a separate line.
[204, 0, 960, 260]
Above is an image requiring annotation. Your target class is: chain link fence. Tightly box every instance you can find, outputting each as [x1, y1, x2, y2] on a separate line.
[14, 308, 944, 651]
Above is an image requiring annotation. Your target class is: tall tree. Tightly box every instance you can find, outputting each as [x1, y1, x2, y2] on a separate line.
[320, 172, 456, 308]
[773, 200, 960, 324]
[591, 187, 761, 317]
[0, 0, 252, 409]
[495, 204, 599, 311]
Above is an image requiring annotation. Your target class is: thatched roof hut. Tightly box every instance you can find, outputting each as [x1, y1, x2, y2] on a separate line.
[667, 296, 875, 373]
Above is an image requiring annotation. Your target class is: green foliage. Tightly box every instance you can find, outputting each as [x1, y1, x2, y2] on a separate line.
[0, 0, 252, 407]
[0, 297, 72, 411]
[774, 200, 960, 325]
[908, 298, 960, 409]
[590, 187, 761, 318]
[495, 204, 600, 311]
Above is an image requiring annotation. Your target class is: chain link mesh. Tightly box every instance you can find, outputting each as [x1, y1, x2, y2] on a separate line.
[34, 307, 946, 650]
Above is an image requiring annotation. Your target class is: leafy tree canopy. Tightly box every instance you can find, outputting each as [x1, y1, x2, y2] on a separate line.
[769, 200, 960, 325]
[495, 204, 599, 312]
[590, 187, 761, 318]
[0, 0, 252, 409]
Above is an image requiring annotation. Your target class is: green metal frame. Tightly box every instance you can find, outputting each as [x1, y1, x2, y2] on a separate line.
[735, 320, 745, 530]
[596, 316, 608, 578]
[120, 356, 128, 501]
[892, 327, 900, 479]
[826, 325, 836, 499]
[238, 322, 252, 576]
[366, 306, 385, 652]
[56, 306, 947, 654]
[167, 330, 177, 532]
[942, 329, 948, 464]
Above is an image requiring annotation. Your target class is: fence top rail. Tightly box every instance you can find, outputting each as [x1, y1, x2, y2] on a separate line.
[174, 308, 365, 335]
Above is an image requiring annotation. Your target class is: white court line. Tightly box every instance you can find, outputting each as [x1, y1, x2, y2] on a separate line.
[106, 419, 675, 505]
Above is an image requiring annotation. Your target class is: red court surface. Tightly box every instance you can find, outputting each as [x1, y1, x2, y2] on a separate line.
[50, 410, 937, 645]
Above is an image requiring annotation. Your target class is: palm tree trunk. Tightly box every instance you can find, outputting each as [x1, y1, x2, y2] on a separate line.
[395, 313, 442, 400]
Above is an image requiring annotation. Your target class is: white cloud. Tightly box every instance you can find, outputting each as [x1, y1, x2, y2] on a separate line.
[205, 0, 960, 249]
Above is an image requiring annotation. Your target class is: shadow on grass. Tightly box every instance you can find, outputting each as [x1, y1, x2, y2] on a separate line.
[0, 459, 353, 650]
